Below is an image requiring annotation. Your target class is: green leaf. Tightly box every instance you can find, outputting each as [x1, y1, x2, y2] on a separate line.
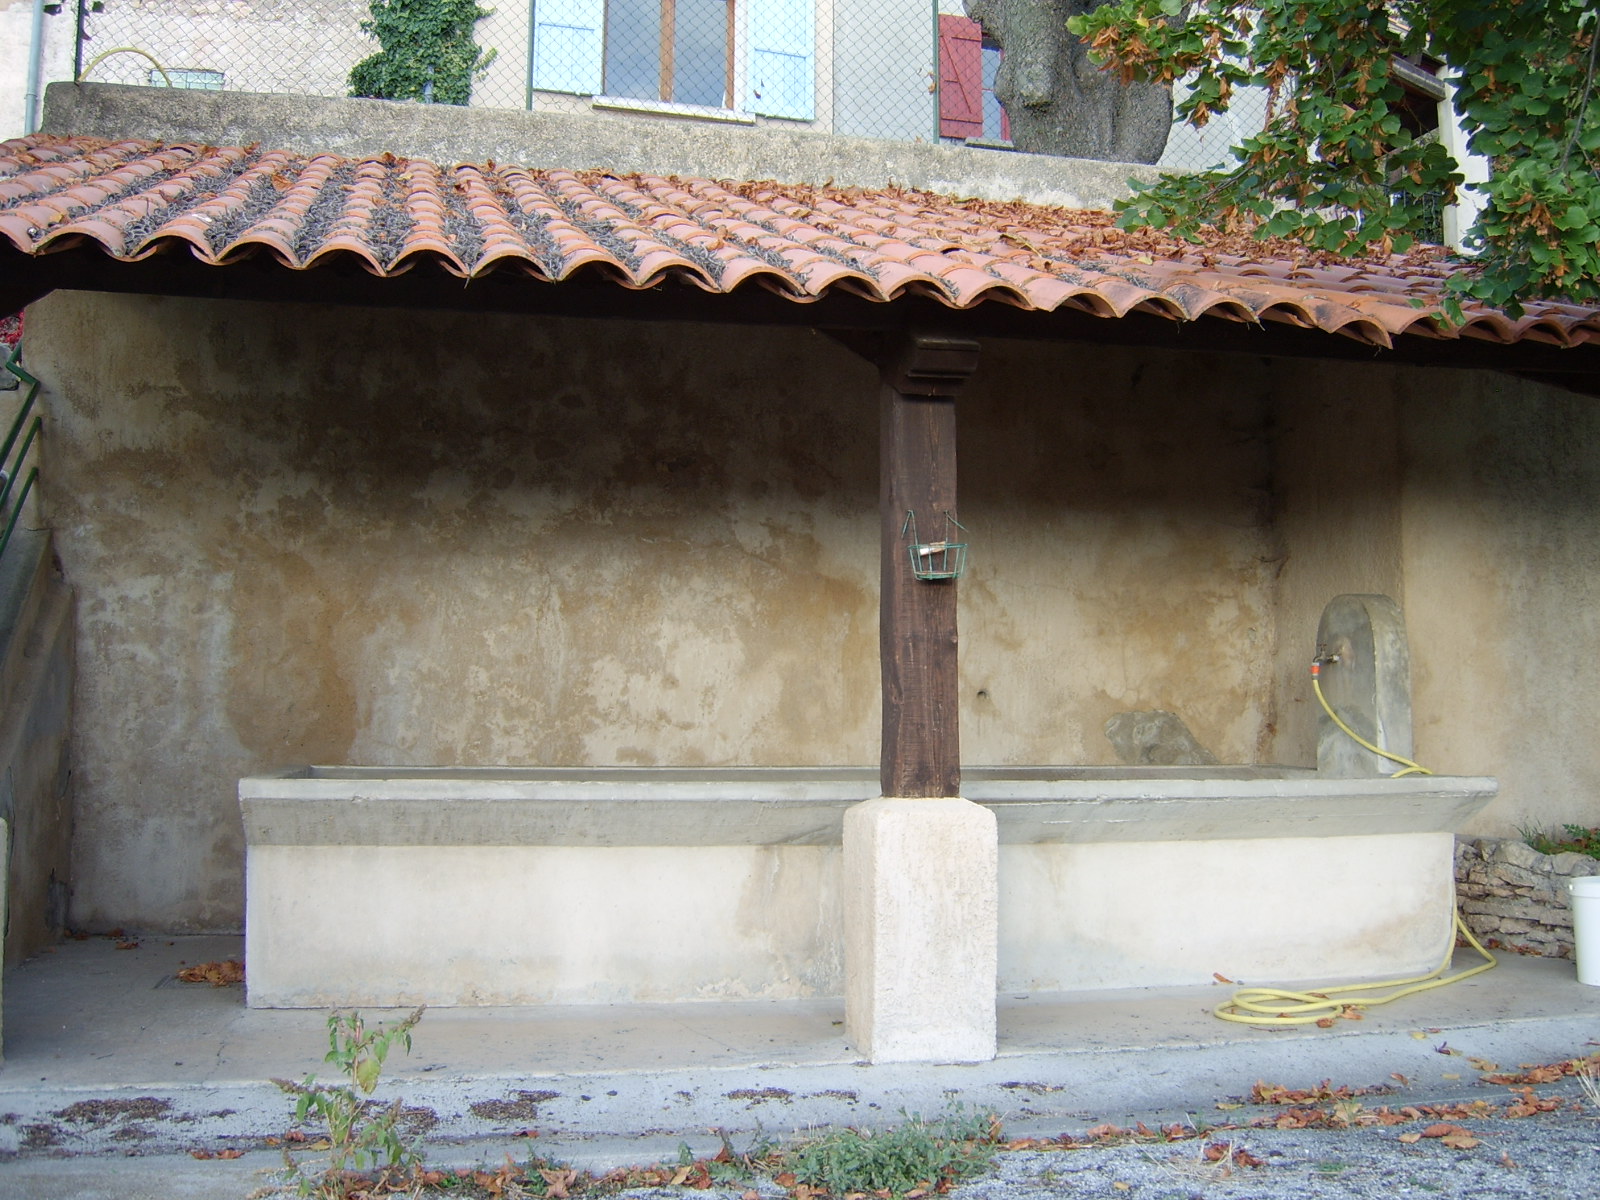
[1075, 0, 1600, 308]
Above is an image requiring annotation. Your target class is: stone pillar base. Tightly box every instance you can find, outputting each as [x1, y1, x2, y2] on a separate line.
[843, 797, 997, 1063]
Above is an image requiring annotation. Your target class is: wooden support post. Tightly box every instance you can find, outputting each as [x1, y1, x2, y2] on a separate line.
[879, 332, 980, 798]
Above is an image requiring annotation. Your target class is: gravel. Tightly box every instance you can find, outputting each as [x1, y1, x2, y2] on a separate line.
[954, 1113, 1600, 1199]
[574, 1088, 1600, 1200]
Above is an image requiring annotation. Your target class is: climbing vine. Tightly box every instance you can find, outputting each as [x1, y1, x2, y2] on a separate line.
[348, 0, 496, 107]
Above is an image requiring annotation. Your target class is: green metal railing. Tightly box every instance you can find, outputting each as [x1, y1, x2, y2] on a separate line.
[0, 346, 43, 563]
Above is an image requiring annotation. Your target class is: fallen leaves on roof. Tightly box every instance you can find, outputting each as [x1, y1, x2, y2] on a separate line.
[4, 133, 1600, 351]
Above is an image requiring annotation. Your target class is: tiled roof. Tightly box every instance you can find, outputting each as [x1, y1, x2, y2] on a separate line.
[4, 133, 1600, 352]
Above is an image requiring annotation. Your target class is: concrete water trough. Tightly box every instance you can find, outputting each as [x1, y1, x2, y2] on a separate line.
[241, 764, 1496, 1008]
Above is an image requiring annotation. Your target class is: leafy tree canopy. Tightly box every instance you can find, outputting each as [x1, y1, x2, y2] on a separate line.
[1068, 1, 1600, 314]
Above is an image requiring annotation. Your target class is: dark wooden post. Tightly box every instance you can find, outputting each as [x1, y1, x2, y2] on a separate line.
[879, 332, 980, 797]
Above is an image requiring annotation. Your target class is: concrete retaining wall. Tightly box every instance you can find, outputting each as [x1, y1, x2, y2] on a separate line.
[41, 81, 1161, 211]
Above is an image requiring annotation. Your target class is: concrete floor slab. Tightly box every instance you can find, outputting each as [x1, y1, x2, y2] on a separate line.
[0, 935, 1596, 1185]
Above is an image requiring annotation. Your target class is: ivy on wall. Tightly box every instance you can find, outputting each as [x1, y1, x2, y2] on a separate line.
[348, 0, 497, 106]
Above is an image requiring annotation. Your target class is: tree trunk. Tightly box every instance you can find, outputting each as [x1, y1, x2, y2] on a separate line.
[966, 0, 1171, 164]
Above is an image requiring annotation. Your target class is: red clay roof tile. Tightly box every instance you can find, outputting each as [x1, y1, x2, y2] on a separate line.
[5, 132, 1600, 352]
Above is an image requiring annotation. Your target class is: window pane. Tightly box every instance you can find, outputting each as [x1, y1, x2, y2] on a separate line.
[674, 0, 729, 108]
[981, 46, 1006, 141]
[604, 0, 662, 100]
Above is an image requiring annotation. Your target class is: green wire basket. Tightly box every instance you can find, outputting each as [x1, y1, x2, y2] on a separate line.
[902, 511, 968, 581]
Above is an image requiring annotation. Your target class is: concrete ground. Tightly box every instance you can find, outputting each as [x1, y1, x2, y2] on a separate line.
[0, 935, 1596, 1198]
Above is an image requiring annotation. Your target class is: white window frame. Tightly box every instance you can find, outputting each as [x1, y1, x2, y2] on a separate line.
[528, 0, 814, 122]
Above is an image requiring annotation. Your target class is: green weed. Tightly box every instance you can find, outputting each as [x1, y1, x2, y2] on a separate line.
[272, 1006, 426, 1197]
[779, 1105, 1001, 1199]
[1521, 823, 1600, 859]
[1578, 1058, 1600, 1114]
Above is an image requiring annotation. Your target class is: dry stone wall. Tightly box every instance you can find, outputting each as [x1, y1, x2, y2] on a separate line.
[1455, 837, 1600, 957]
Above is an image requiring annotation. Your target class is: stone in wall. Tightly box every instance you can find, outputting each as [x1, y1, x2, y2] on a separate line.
[1454, 836, 1600, 957]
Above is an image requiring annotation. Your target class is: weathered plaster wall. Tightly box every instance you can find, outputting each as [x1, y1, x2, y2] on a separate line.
[1267, 365, 1406, 765]
[0, 0, 75, 141]
[1401, 372, 1600, 836]
[1268, 361, 1600, 838]
[30, 292, 1281, 930]
[959, 345, 1279, 766]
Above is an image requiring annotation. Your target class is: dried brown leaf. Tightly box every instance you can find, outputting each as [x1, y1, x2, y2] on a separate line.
[176, 959, 245, 987]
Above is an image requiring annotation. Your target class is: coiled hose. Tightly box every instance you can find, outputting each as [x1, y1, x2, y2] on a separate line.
[1213, 662, 1496, 1025]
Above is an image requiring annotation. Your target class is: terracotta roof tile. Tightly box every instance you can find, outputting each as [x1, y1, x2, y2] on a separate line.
[5, 133, 1600, 351]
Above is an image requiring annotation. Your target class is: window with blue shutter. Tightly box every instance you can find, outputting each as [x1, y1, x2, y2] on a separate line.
[531, 1, 813, 118]
[748, 0, 814, 120]
[531, 0, 604, 95]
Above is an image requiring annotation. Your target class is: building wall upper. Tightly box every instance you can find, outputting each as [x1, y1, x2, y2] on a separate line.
[8, 2, 1217, 172]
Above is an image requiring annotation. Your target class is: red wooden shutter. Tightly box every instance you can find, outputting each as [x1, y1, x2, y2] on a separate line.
[938, 15, 983, 140]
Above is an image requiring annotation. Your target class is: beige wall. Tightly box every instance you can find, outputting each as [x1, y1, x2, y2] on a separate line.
[958, 339, 1278, 765]
[31, 292, 1282, 931]
[1402, 374, 1600, 836]
[31, 289, 1600, 932]
[1268, 365, 1407, 765]
[1270, 360, 1600, 838]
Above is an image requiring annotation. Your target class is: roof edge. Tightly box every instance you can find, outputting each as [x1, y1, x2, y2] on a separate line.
[40, 82, 1162, 212]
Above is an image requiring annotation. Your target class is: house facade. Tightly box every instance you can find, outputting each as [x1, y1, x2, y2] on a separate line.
[5, 1, 1289, 175]
[8, 1, 951, 143]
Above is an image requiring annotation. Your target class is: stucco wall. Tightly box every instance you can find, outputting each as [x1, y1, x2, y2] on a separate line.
[1402, 374, 1600, 836]
[0, 0, 75, 140]
[1269, 361, 1600, 838]
[30, 291, 1281, 931]
[1268, 365, 1406, 766]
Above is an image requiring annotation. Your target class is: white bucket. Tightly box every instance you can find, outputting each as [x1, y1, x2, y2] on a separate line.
[1569, 876, 1600, 985]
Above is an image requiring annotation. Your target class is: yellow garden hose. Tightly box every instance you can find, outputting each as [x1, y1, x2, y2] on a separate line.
[1309, 662, 1431, 778]
[1213, 661, 1496, 1025]
[80, 48, 174, 89]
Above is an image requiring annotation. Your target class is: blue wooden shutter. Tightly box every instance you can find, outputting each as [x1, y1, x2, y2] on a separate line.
[748, 0, 814, 119]
[532, 0, 604, 95]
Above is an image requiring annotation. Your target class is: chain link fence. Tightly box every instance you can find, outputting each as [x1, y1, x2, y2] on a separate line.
[57, 0, 1237, 171]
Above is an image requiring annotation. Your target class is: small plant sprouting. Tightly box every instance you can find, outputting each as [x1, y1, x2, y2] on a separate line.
[779, 1104, 1002, 1199]
[1578, 1057, 1600, 1114]
[1521, 823, 1600, 860]
[272, 1006, 425, 1196]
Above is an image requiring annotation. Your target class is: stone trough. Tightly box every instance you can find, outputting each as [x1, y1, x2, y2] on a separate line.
[240, 763, 1496, 1009]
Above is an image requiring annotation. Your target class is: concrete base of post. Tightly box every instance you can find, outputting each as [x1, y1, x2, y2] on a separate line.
[843, 797, 998, 1063]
